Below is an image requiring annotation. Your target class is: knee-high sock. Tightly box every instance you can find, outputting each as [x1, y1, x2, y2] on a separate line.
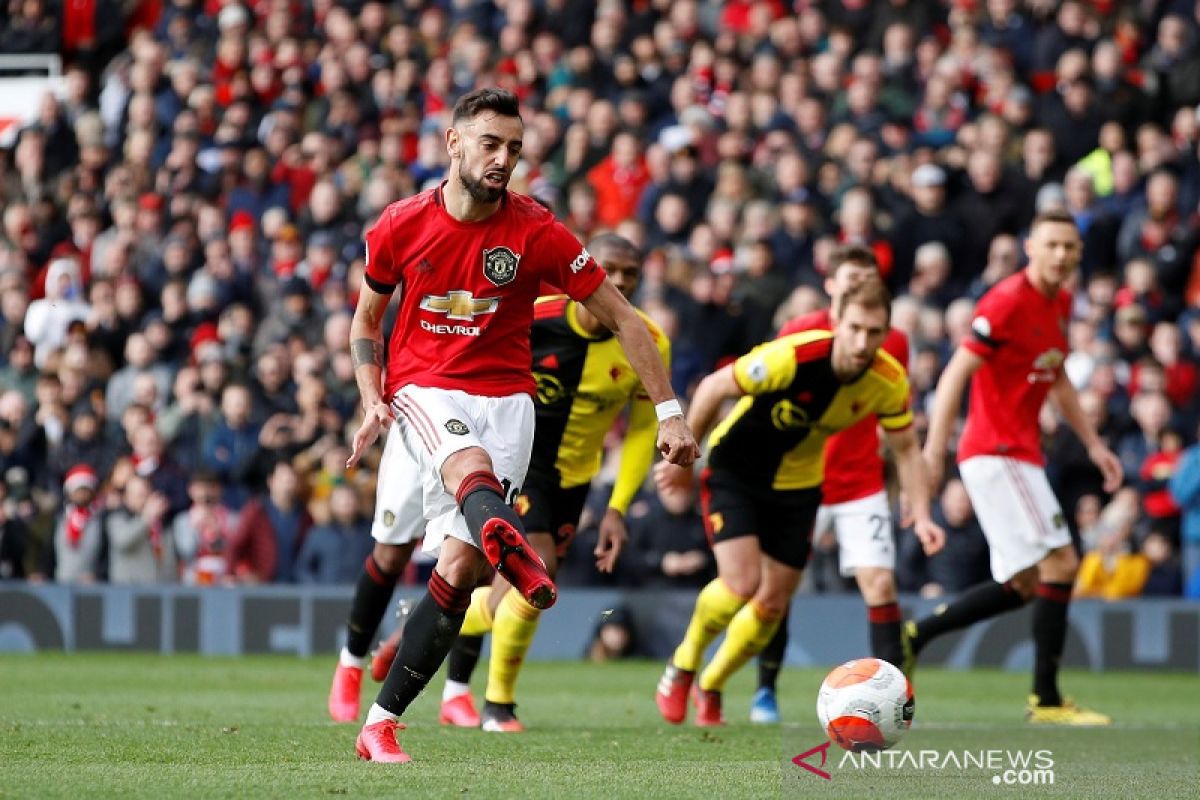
[757, 607, 789, 691]
[868, 602, 903, 667]
[374, 570, 471, 716]
[699, 601, 781, 693]
[457, 471, 524, 551]
[445, 587, 494, 686]
[485, 591, 542, 705]
[672, 578, 749, 672]
[1032, 582, 1072, 707]
[911, 580, 1026, 653]
[345, 555, 399, 658]
[460, 587, 495, 636]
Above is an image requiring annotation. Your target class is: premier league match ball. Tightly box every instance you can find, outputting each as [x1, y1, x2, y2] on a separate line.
[816, 658, 914, 752]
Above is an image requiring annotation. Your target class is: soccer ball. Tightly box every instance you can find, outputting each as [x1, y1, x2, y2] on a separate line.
[816, 658, 914, 752]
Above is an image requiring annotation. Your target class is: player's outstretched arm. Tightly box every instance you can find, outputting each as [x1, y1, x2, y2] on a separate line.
[887, 425, 946, 556]
[581, 280, 699, 466]
[922, 346, 984, 489]
[346, 281, 395, 467]
[1050, 370, 1123, 492]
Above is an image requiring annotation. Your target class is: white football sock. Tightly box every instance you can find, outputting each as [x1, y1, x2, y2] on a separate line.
[340, 647, 367, 669]
[365, 703, 400, 726]
[443, 679, 471, 702]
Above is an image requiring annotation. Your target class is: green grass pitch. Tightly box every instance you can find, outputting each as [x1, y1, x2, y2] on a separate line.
[1, 654, 1196, 799]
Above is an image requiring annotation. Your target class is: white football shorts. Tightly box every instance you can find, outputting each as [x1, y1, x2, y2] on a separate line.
[813, 490, 895, 577]
[390, 384, 535, 556]
[958, 455, 1071, 583]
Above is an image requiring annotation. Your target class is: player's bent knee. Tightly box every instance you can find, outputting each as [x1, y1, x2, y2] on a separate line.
[1008, 570, 1038, 600]
[441, 447, 495, 494]
[856, 568, 896, 604]
[437, 539, 491, 589]
[721, 573, 760, 600]
[751, 594, 789, 621]
[1039, 547, 1079, 581]
[372, 541, 414, 575]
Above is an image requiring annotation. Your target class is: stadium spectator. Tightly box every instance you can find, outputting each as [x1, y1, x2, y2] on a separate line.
[295, 484, 372, 584]
[105, 473, 176, 585]
[46, 465, 103, 584]
[0, 481, 28, 580]
[1170, 423, 1200, 593]
[227, 458, 310, 584]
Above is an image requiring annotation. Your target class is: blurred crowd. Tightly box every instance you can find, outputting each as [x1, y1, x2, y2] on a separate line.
[1, 0, 1200, 599]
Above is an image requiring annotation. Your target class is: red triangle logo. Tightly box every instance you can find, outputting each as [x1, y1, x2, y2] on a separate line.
[538, 354, 560, 369]
[792, 741, 832, 780]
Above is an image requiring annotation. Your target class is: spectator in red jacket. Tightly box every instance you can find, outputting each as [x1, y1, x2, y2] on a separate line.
[227, 459, 311, 584]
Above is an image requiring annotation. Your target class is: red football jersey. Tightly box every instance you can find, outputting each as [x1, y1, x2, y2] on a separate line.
[957, 271, 1071, 466]
[777, 308, 910, 504]
[364, 187, 606, 399]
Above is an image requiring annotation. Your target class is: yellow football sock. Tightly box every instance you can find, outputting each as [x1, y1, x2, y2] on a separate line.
[459, 587, 494, 637]
[671, 579, 749, 673]
[699, 601, 781, 692]
[485, 590, 541, 705]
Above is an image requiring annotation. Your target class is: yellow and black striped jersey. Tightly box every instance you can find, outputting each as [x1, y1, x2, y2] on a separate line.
[529, 296, 671, 513]
[707, 330, 912, 491]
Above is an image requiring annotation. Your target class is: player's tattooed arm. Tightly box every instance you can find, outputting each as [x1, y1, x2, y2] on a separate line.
[350, 338, 385, 369]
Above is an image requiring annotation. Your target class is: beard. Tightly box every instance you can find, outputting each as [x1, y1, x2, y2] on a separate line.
[459, 164, 506, 203]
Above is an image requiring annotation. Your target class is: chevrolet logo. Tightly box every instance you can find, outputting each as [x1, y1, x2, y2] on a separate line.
[419, 291, 500, 321]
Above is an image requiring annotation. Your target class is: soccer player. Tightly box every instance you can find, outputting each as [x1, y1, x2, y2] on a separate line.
[654, 278, 944, 727]
[909, 209, 1122, 725]
[346, 88, 698, 763]
[750, 244, 911, 724]
[371, 233, 670, 732]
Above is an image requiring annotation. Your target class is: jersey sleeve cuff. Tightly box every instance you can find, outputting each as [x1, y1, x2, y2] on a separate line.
[566, 264, 607, 302]
[962, 337, 993, 358]
[363, 272, 397, 295]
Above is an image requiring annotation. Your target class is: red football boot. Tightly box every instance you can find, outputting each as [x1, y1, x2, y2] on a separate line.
[480, 518, 557, 610]
[439, 693, 482, 727]
[692, 685, 725, 727]
[371, 599, 413, 681]
[355, 719, 412, 763]
[655, 663, 694, 725]
[328, 662, 363, 723]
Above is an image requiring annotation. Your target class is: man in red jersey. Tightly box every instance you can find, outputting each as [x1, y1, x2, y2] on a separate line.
[750, 244, 912, 724]
[344, 88, 698, 763]
[910, 209, 1122, 725]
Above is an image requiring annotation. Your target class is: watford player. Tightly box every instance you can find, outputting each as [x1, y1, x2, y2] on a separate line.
[751, 245, 911, 724]
[372, 233, 670, 733]
[654, 277, 945, 727]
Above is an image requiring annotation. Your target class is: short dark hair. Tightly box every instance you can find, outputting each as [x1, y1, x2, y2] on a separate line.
[837, 276, 892, 323]
[452, 88, 521, 125]
[1030, 208, 1078, 232]
[827, 243, 878, 278]
[587, 232, 643, 264]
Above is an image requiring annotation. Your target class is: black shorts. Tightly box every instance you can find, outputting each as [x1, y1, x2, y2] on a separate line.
[515, 471, 590, 558]
[698, 467, 821, 570]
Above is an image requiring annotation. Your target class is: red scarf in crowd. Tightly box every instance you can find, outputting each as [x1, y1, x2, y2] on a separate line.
[64, 503, 95, 549]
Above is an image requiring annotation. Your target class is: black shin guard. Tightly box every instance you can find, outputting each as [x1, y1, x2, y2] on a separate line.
[757, 610, 789, 692]
[447, 634, 485, 684]
[1032, 582, 1072, 707]
[912, 580, 1026, 651]
[345, 555, 399, 658]
[375, 571, 471, 716]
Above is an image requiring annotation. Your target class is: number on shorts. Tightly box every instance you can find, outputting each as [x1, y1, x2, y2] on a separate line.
[869, 514, 887, 543]
[500, 477, 521, 505]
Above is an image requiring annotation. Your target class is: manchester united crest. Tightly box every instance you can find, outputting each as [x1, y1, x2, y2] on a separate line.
[483, 246, 521, 286]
